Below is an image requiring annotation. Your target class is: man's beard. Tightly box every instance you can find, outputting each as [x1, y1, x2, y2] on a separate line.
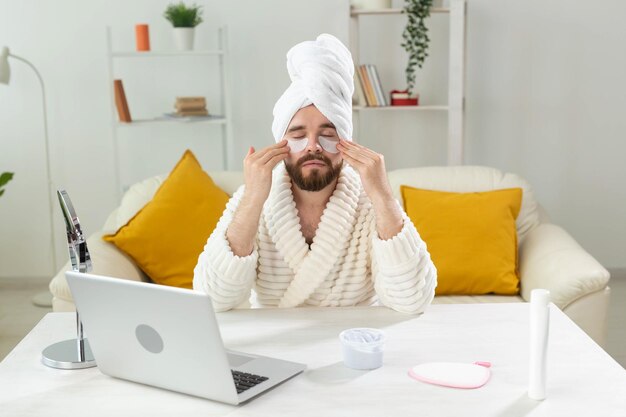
[285, 153, 342, 192]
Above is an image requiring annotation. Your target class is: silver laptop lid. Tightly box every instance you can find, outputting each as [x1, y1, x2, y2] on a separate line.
[65, 271, 239, 404]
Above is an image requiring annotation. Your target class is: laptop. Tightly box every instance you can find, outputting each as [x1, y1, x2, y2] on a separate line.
[65, 271, 306, 404]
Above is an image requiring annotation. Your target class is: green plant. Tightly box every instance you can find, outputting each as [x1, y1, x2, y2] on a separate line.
[401, 0, 433, 96]
[0, 172, 14, 198]
[163, 2, 204, 28]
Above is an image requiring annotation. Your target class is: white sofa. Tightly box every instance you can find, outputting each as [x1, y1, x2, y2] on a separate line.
[49, 166, 611, 347]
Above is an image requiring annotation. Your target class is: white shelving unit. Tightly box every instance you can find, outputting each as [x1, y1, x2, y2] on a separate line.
[106, 25, 233, 196]
[349, 0, 467, 165]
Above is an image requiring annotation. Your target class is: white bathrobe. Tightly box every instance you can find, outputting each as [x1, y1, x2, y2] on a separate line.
[193, 164, 437, 314]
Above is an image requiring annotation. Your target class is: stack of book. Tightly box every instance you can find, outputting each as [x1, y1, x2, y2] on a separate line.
[175, 97, 209, 116]
[354, 64, 388, 107]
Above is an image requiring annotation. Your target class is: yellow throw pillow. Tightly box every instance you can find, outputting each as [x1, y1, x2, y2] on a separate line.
[104, 150, 230, 288]
[401, 186, 523, 295]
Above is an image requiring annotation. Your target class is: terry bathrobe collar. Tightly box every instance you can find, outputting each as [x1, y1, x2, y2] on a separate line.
[263, 163, 362, 307]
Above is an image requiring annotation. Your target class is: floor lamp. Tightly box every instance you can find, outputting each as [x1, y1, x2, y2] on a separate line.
[1, 46, 58, 306]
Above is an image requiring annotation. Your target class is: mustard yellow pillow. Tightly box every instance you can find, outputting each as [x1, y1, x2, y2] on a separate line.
[104, 150, 230, 288]
[401, 186, 523, 295]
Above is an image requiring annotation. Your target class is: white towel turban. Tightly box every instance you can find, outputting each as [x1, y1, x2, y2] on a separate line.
[271, 33, 355, 143]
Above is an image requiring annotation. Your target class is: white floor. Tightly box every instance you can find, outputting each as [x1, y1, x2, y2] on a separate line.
[1, 274, 625, 369]
[0, 276, 52, 361]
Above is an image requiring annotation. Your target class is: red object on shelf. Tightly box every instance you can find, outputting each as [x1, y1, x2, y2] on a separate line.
[390, 89, 419, 106]
[135, 24, 150, 52]
[391, 97, 419, 106]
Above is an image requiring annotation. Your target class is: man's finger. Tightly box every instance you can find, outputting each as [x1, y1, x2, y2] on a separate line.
[259, 140, 289, 155]
[249, 140, 288, 161]
[258, 146, 290, 165]
[339, 144, 373, 165]
[267, 152, 289, 168]
[340, 140, 381, 162]
[340, 139, 373, 153]
[358, 147, 381, 161]
[341, 151, 360, 169]
[272, 139, 289, 148]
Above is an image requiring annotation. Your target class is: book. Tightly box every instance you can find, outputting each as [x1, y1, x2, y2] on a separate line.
[363, 65, 379, 106]
[176, 96, 206, 106]
[356, 66, 369, 105]
[369, 65, 388, 106]
[354, 65, 367, 106]
[359, 65, 378, 106]
[114, 80, 132, 122]
[175, 102, 208, 112]
[353, 65, 367, 106]
[176, 109, 209, 116]
[364, 65, 378, 105]
[366, 65, 384, 106]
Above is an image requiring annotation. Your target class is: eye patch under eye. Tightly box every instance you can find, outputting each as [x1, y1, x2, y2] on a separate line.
[318, 136, 339, 154]
[286, 136, 340, 154]
[287, 138, 308, 153]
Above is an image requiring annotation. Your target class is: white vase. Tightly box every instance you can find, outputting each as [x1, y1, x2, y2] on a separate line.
[173, 27, 195, 51]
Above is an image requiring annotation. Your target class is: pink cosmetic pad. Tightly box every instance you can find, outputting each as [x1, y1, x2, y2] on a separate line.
[408, 361, 492, 389]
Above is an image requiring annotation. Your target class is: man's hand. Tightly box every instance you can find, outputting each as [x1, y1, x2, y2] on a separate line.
[337, 139, 393, 203]
[227, 140, 289, 257]
[337, 139, 403, 240]
[243, 139, 290, 204]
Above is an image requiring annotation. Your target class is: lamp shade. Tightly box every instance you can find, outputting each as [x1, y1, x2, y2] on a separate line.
[0, 46, 10, 85]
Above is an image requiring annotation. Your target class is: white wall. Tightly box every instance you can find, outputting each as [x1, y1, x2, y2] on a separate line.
[1, 0, 625, 279]
[0, 0, 349, 278]
[464, 0, 626, 269]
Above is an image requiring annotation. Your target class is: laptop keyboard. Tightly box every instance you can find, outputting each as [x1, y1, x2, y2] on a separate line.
[231, 370, 269, 394]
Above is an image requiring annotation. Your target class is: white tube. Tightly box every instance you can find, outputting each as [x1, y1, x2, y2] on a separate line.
[528, 289, 550, 400]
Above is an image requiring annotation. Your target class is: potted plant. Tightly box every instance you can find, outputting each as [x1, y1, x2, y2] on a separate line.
[163, 2, 204, 51]
[398, 0, 433, 105]
[0, 172, 14, 198]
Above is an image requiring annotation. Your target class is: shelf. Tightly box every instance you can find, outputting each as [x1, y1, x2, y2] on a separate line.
[116, 115, 227, 127]
[353, 105, 449, 111]
[349, 0, 466, 165]
[350, 7, 449, 17]
[111, 50, 224, 58]
[107, 25, 233, 198]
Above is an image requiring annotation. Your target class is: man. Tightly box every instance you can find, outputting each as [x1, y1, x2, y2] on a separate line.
[194, 34, 436, 313]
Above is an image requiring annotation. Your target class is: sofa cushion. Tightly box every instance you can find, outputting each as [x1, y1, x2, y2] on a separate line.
[432, 294, 524, 304]
[388, 166, 541, 243]
[102, 175, 167, 235]
[401, 186, 523, 295]
[103, 150, 230, 288]
[102, 173, 244, 235]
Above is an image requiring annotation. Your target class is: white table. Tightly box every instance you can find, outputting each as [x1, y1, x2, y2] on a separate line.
[1, 304, 625, 416]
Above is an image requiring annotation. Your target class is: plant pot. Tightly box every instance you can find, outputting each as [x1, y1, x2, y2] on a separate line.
[391, 97, 419, 106]
[173, 27, 195, 51]
[390, 89, 419, 106]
